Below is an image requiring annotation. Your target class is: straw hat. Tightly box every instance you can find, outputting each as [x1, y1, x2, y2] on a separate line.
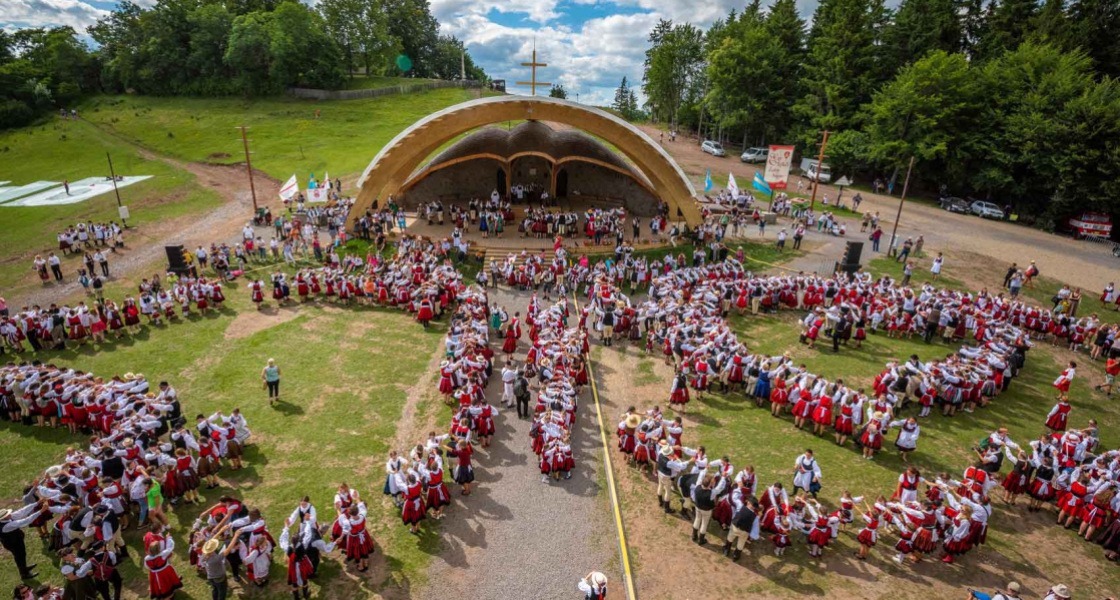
[589, 572, 608, 586]
[625, 414, 641, 429]
[202, 538, 221, 555]
[123, 372, 135, 380]
[1049, 584, 1070, 599]
[45, 465, 63, 478]
[0, 509, 12, 521]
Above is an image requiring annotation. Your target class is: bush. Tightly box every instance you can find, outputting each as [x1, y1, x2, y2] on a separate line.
[0, 98, 34, 129]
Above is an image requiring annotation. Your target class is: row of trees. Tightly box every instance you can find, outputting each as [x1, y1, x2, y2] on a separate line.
[641, 0, 1120, 223]
[0, 0, 486, 128]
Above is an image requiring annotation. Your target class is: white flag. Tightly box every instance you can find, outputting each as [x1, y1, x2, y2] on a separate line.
[728, 173, 739, 197]
[279, 174, 299, 201]
[324, 171, 330, 190]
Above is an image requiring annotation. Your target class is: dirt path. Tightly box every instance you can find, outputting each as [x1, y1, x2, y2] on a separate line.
[637, 124, 1116, 292]
[12, 123, 280, 309]
[416, 285, 617, 600]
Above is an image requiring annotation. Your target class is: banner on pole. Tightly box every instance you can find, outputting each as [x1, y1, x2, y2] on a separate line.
[306, 188, 329, 203]
[279, 174, 299, 201]
[764, 145, 795, 189]
[727, 173, 739, 197]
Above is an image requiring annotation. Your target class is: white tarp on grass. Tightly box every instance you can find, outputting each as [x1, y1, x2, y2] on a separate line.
[2, 176, 152, 207]
[0, 181, 60, 204]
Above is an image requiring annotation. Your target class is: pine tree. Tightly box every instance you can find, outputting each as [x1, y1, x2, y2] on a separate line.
[613, 76, 634, 119]
[1067, 0, 1120, 77]
[978, 0, 1040, 60]
[1029, 0, 1071, 49]
[882, 0, 963, 71]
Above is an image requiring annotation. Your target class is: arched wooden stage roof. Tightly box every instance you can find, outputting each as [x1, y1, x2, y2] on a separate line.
[348, 95, 701, 228]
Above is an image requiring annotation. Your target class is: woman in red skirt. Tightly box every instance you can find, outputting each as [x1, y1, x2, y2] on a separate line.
[811, 393, 834, 436]
[669, 372, 690, 407]
[340, 503, 375, 572]
[400, 474, 426, 534]
[145, 537, 183, 599]
[769, 377, 788, 416]
[424, 457, 452, 520]
[417, 297, 435, 328]
[833, 397, 855, 446]
[279, 527, 314, 600]
[940, 506, 973, 563]
[855, 507, 881, 560]
[859, 419, 883, 460]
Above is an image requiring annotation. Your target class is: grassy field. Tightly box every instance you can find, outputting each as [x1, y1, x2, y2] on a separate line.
[0, 119, 223, 293]
[80, 88, 490, 182]
[0, 272, 449, 598]
[602, 254, 1120, 597]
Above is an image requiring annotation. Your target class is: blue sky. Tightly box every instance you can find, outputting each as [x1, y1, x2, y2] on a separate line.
[1, 0, 824, 105]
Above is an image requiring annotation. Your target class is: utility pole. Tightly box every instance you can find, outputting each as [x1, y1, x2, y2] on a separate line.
[888, 156, 916, 257]
[808, 130, 830, 211]
[106, 152, 127, 227]
[237, 125, 259, 212]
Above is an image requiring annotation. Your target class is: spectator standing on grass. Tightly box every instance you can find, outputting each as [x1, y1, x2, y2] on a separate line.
[776, 229, 787, 251]
[1008, 270, 1023, 298]
[896, 238, 913, 263]
[1024, 260, 1039, 287]
[793, 225, 805, 250]
[94, 249, 109, 277]
[262, 358, 281, 404]
[870, 227, 883, 252]
[902, 261, 914, 287]
[1003, 263, 1018, 288]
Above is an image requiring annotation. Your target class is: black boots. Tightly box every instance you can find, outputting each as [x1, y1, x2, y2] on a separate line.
[692, 528, 699, 542]
[698, 534, 707, 546]
[732, 548, 742, 561]
[723, 542, 732, 557]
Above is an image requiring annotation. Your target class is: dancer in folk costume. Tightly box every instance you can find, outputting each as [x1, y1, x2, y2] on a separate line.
[855, 504, 884, 560]
[1052, 361, 1075, 395]
[939, 504, 974, 563]
[669, 371, 690, 409]
[338, 499, 375, 571]
[399, 473, 426, 534]
[145, 536, 183, 600]
[278, 525, 314, 600]
[421, 454, 451, 520]
[893, 466, 925, 504]
[502, 312, 522, 356]
[250, 279, 265, 309]
[1044, 397, 1072, 432]
[443, 438, 475, 496]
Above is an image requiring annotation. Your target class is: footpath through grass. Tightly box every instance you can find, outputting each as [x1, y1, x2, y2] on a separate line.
[0, 284, 445, 598]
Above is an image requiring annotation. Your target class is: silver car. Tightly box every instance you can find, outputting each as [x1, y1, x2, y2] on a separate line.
[740, 147, 769, 163]
[701, 140, 726, 157]
[970, 200, 1004, 219]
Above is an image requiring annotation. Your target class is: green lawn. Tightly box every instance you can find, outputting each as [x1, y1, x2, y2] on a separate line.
[81, 88, 490, 182]
[0, 281, 447, 598]
[0, 119, 223, 294]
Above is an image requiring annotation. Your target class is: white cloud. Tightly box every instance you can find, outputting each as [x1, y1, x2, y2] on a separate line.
[0, 0, 107, 32]
[431, 0, 563, 25]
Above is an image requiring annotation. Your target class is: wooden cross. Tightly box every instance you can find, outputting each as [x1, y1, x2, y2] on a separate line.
[516, 41, 551, 96]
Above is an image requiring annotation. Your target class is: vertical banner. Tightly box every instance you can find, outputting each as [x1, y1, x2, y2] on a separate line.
[764, 145, 795, 189]
[279, 174, 299, 201]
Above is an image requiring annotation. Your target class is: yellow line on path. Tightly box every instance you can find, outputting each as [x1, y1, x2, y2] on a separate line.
[573, 293, 638, 600]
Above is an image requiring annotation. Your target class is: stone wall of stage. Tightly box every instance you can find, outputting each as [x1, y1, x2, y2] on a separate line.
[399, 157, 660, 217]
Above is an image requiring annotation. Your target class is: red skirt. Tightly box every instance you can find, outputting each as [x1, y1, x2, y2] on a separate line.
[944, 537, 971, 555]
[438, 376, 454, 395]
[833, 415, 853, 435]
[502, 336, 518, 353]
[417, 306, 434, 322]
[287, 555, 313, 586]
[856, 528, 877, 546]
[811, 406, 832, 425]
[669, 388, 689, 405]
[791, 399, 811, 418]
[807, 527, 831, 547]
[713, 497, 733, 528]
[1080, 504, 1110, 529]
[344, 531, 374, 560]
[912, 528, 936, 553]
[771, 533, 790, 548]
[148, 566, 183, 598]
[1045, 413, 1068, 431]
[426, 483, 451, 509]
[401, 498, 426, 525]
[860, 430, 882, 450]
[1001, 470, 1027, 494]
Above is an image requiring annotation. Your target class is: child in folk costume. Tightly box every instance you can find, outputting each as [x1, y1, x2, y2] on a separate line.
[422, 455, 451, 520]
[1052, 361, 1075, 396]
[894, 467, 925, 504]
[1000, 449, 1034, 505]
[940, 504, 973, 563]
[832, 396, 855, 445]
[890, 417, 920, 462]
[399, 473, 426, 534]
[771, 516, 792, 556]
[805, 500, 833, 557]
[855, 506, 883, 560]
[443, 439, 475, 496]
[144, 537, 183, 600]
[250, 279, 265, 309]
[669, 371, 690, 408]
[1044, 397, 1072, 432]
[278, 525, 314, 600]
[859, 417, 884, 460]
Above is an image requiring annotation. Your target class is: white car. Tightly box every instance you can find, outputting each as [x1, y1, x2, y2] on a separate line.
[740, 147, 769, 163]
[701, 140, 726, 157]
[806, 162, 831, 183]
[970, 200, 1004, 219]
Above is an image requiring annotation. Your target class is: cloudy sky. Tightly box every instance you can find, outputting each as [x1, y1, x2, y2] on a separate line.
[1, 0, 822, 106]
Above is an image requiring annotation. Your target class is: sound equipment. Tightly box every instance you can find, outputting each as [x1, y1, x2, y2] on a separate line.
[165, 244, 190, 275]
[837, 241, 864, 275]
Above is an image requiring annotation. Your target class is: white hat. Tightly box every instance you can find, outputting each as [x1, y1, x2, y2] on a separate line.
[1050, 584, 1070, 599]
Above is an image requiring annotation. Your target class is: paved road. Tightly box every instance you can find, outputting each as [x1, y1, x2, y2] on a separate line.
[417, 285, 617, 600]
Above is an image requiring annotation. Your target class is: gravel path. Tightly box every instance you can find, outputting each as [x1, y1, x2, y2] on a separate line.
[416, 285, 618, 600]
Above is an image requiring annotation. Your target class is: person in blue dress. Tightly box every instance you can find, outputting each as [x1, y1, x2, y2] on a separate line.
[753, 362, 771, 400]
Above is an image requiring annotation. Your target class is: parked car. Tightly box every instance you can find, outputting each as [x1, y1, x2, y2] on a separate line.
[701, 140, 726, 157]
[939, 196, 970, 214]
[740, 147, 769, 163]
[970, 200, 1005, 219]
[805, 162, 831, 183]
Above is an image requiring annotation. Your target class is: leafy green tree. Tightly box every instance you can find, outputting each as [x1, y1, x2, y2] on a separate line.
[428, 35, 486, 80]
[267, 2, 345, 90]
[225, 11, 274, 95]
[1029, 0, 1071, 48]
[548, 84, 568, 99]
[865, 51, 980, 189]
[386, 0, 440, 76]
[641, 21, 704, 126]
[186, 3, 234, 94]
[319, 0, 398, 77]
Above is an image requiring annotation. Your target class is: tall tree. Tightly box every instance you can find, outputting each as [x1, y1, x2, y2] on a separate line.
[1029, 0, 1071, 48]
[385, 0, 440, 76]
[882, 0, 963, 71]
[319, 0, 398, 77]
[792, 0, 890, 144]
[225, 11, 274, 95]
[763, 0, 807, 141]
[548, 84, 568, 99]
[1067, 0, 1120, 77]
[977, 0, 1039, 60]
[641, 22, 704, 126]
[613, 76, 637, 119]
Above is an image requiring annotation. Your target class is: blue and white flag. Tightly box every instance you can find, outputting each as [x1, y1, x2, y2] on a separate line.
[752, 171, 772, 195]
[704, 169, 713, 193]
